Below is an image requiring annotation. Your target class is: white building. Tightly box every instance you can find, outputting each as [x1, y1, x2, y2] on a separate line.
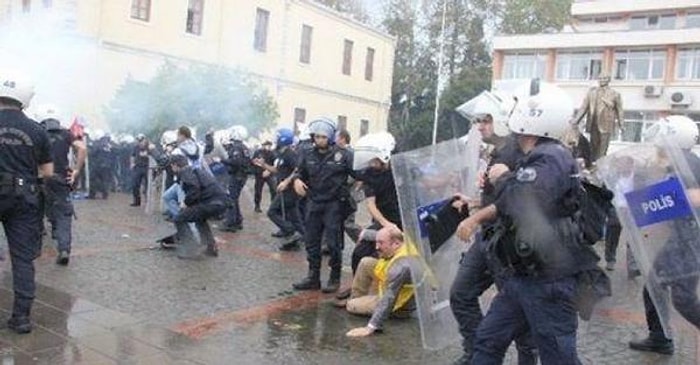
[492, 0, 700, 149]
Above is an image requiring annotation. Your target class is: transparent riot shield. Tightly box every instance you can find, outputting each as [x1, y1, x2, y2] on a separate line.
[391, 128, 482, 350]
[596, 141, 700, 337]
[145, 161, 165, 215]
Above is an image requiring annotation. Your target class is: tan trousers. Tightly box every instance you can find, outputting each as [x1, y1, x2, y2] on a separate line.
[590, 125, 611, 162]
[346, 257, 379, 316]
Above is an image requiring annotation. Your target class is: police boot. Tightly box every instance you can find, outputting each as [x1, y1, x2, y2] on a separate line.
[629, 336, 674, 355]
[322, 269, 341, 293]
[292, 270, 321, 291]
[6, 315, 31, 334]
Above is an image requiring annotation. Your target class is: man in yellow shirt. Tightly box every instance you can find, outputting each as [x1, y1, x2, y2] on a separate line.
[345, 226, 417, 337]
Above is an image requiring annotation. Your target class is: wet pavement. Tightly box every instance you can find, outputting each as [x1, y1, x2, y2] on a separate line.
[0, 187, 698, 364]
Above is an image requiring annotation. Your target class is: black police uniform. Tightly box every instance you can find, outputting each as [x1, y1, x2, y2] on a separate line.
[449, 135, 536, 365]
[89, 137, 114, 199]
[130, 143, 150, 206]
[44, 126, 77, 258]
[174, 162, 228, 255]
[350, 167, 401, 274]
[472, 139, 599, 365]
[221, 140, 250, 230]
[252, 146, 276, 211]
[0, 109, 52, 332]
[294, 144, 354, 290]
[267, 146, 305, 243]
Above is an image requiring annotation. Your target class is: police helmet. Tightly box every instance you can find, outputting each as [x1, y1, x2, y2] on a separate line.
[644, 115, 699, 150]
[507, 80, 574, 140]
[276, 127, 295, 147]
[161, 130, 178, 147]
[308, 117, 337, 144]
[456, 90, 515, 137]
[229, 125, 248, 141]
[0, 70, 35, 109]
[353, 132, 396, 170]
[136, 133, 147, 142]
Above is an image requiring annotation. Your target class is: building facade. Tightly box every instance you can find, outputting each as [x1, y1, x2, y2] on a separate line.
[492, 0, 700, 150]
[0, 0, 395, 139]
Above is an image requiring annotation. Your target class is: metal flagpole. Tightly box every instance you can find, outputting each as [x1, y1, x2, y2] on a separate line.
[431, 0, 448, 145]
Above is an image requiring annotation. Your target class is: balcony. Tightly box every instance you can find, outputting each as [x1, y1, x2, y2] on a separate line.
[494, 27, 700, 51]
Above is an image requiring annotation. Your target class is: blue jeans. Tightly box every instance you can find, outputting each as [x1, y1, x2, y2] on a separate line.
[472, 275, 580, 365]
[162, 183, 185, 219]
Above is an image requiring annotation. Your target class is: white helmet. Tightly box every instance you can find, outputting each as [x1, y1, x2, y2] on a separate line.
[36, 104, 61, 122]
[507, 80, 574, 140]
[644, 115, 699, 149]
[0, 70, 35, 109]
[298, 124, 312, 142]
[456, 90, 515, 137]
[92, 128, 106, 140]
[121, 134, 136, 144]
[353, 132, 396, 170]
[161, 130, 178, 146]
[229, 125, 248, 141]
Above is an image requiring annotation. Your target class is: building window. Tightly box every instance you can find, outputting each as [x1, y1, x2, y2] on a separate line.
[254, 8, 270, 52]
[630, 14, 676, 30]
[556, 50, 603, 80]
[677, 48, 700, 80]
[343, 39, 354, 75]
[360, 120, 369, 136]
[299, 25, 313, 64]
[614, 111, 659, 142]
[502, 52, 546, 79]
[337, 116, 348, 131]
[614, 49, 666, 81]
[130, 0, 150, 21]
[687, 13, 700, 28]
[365, 47, 375, 81]
[185, 0, 204, 35]
[294, 108, 306, 134]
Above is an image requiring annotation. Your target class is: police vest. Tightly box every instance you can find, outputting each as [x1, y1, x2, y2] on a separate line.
[373, 243, 417, 312]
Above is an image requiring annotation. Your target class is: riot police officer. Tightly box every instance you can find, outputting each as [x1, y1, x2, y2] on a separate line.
[252, 140, 276, 213]
[0, 71, 54, 333]
[220, 125, 250, 232]
[130, 134, 153, 207]
[254, 128, 305, 250]
[38, 106, 86, 266]
[457, 82, 600, 364]
[628, 115, 700, 355]
[88, 135, 114, 199]
[450, 90, 534, 365]
[287, 117, 355, 293]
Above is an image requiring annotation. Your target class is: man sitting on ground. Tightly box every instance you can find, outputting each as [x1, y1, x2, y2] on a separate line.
[344, 226, 418, 337]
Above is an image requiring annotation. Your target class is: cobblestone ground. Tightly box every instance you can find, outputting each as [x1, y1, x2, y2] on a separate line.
[0, 186, 698, 364]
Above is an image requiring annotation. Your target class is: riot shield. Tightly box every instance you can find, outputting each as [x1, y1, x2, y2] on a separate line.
[596, 141, 700, 337]
[391, 128, 482, 350]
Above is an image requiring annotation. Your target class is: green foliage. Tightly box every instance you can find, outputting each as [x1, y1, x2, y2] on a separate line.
[104, 61, 279, 140]
[495, 0, 573, 35]
[383, 0, 572, 150]
[313, 0, 370, 23]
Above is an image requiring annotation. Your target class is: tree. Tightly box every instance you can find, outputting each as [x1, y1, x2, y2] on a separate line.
[314, 0, 370, 23]
[494, 0, 572, 35]
[104, 62, 279, 140]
